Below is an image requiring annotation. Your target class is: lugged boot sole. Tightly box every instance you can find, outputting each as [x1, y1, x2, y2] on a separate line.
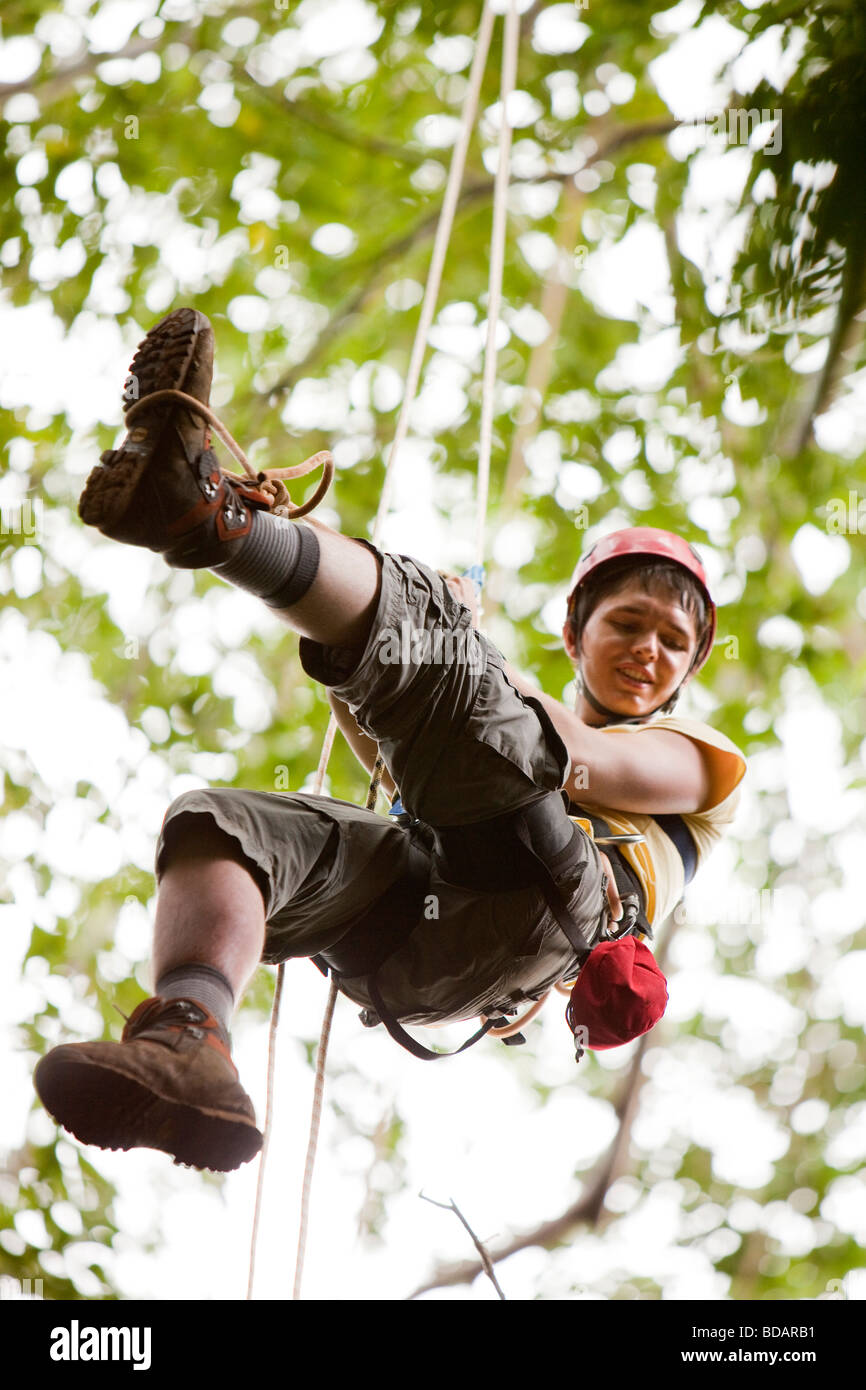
[34, 1046, 263, 1173]
[78, 307, 210, 533]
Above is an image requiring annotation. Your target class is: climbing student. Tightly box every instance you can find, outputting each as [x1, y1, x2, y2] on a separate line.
[34, 307, 746, 1172]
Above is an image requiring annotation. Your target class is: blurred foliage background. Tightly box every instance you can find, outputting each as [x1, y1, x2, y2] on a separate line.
[0, 0, 864, 1301]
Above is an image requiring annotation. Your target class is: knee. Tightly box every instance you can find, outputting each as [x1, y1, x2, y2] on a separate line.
[159, 795, 247, 868]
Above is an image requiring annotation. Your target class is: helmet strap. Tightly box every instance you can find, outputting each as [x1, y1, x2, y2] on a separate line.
[577, 669, 680, 725]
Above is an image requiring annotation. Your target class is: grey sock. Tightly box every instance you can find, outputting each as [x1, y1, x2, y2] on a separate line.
[211, 509, 320, 608]
[156, 964, 235, 1040]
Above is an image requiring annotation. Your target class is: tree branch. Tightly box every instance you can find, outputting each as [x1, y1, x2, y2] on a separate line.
[279, 95, 429, 167]
[0, 31, 194, 105]
[781, 239, 866, 456]
[0, 1, 261, 106]
[406, 1035, 648, 1298]
[249, 117, 683, 423]
[406, 914, 681, 1299]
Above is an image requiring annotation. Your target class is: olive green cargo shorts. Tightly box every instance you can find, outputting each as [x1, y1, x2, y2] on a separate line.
[156, 547, 603, 1023]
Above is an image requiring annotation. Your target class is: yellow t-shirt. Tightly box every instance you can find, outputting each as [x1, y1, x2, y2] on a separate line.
[572, 716, 747, 929]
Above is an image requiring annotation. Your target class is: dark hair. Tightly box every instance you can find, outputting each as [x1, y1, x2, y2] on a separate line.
[568, 557, 712, 679]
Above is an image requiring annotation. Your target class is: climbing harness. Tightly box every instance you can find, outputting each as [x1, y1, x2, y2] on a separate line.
[654, 813, 698, 884]
[315, 791, 609, 1061]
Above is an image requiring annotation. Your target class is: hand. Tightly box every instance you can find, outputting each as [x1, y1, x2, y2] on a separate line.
[440, 572, 480, 625]
[598, 851, 623, 922]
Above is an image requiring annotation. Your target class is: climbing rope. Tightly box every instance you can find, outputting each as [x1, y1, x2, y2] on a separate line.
[290, 753, 384, 1299]
[374, 0, 495, 539]
[475, 0, 519, 576]
[247, 0, 520, 1301]
[291, 972, 338, 1301]
[245, 961, 284, 1301]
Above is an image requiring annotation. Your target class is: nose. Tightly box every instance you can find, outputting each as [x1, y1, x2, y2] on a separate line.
[629, 628, 658, 661]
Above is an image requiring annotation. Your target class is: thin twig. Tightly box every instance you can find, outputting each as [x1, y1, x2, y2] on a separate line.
[419, 1194, 507, 1300]
[407, 913, 683, 1298]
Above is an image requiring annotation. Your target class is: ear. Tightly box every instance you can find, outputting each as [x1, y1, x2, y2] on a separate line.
[562, 615, 580, 663]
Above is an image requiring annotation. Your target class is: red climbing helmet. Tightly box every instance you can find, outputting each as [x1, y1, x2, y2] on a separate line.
[567, 527, 717, 673]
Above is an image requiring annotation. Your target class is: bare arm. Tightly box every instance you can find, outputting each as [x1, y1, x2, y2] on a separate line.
[438, 574, 712, 814]
[503, 663, 713, 814]
[328, 693, 397, 801]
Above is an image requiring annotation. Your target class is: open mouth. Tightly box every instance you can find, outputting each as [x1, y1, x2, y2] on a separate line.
[617, 667, 653, 690]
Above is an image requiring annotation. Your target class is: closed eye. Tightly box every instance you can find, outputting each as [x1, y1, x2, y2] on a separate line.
[613, 619, 687, 651]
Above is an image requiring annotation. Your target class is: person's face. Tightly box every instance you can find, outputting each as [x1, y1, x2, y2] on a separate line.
[563, 579, 699, 723]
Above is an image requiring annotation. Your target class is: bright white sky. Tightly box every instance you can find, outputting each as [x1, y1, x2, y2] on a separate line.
[1, 0, 865, 1302]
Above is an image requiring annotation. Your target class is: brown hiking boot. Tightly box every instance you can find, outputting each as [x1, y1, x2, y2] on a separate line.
[78, 307, 270, 566]
[33, 997, 263, 1172]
